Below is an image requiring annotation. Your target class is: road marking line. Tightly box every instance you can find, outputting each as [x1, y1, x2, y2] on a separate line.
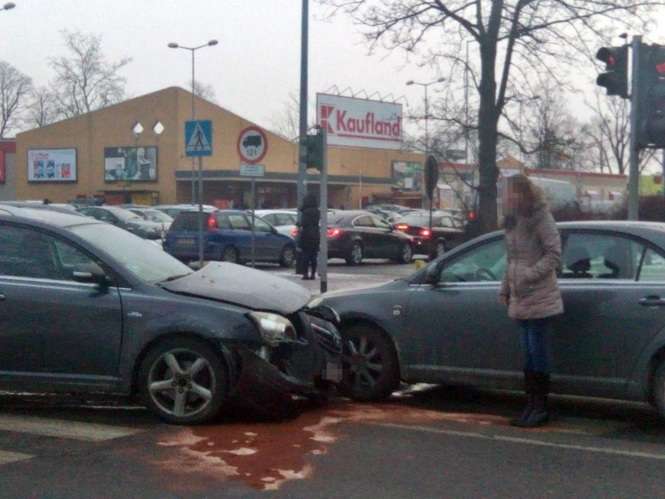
[0, 450, 33, 465]
[0, 415, 143, 442]
[371, 423, 665, 461]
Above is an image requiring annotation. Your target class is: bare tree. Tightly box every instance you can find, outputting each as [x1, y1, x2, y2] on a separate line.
[188, 79, 217, 102]
[586, 90, 655, 175]
[270, 92, 308, 141]
[26, 87, 58, 128]
[50, 30, 131, 119]
[0, 61, 32, 138]
[322, 0, 663, 232]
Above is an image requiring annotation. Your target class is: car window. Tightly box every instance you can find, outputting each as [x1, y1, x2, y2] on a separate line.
[253, 217, 273, 233]
[639, 248, 665, 282]
[372, 216, 390, 229]
[95, 209, 117, 223]
[262, 214, 277, 225]
[439, 238, 506, 283]
[354, 216, 374, 227]
[216, 213, 232, 229]
[561, 233, 643, 280]
[0, 225, 96, 281]
[172, 212, 206, 231]
[276, 213, 295, 226]
[228, 214, 251, 230]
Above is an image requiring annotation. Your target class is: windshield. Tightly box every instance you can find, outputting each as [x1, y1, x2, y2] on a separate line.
[109, 207, 143, 222]
[144, 210, 173, 223]
[70, 223, 191, 283]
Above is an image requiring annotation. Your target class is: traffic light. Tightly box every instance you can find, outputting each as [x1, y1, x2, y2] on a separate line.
[596, 45, 629, 98]
[638, 44, 665, 148]
[304, 130, 324, 170]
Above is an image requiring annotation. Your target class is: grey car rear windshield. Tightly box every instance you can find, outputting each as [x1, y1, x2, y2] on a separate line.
[70, 223, 192, 283]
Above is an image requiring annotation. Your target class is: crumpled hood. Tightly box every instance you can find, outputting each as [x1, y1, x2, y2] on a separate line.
[160, 262, 312, 315]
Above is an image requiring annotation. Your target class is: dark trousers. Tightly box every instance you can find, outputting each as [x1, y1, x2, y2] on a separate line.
[302, 248, 318, 277]
[519, 318, 551, 374]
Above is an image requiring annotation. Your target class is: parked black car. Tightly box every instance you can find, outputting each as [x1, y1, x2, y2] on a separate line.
[326, 210, 414, 265]
[78, 205, 164, 240]
[164, 209, 296, 266]
[394, 212, 465, 257]
[0, 205, 342, 424]
[316, 221, 665, 421]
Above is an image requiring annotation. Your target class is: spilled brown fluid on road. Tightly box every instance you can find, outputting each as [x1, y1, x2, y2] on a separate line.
[155, 399, 478, 492]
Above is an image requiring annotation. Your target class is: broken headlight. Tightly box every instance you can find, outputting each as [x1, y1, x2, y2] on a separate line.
[248, 312, 298, 347]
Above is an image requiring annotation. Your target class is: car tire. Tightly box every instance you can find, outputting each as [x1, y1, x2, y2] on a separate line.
[222, 246, 239, 264]
[652, 361, 665, 419]
[341, 324, 400, 402]
[346, 242, 363, 266]
[279, 244, 296, 268]
[397, 243, 413, 264]
[138, 337, 227, 425]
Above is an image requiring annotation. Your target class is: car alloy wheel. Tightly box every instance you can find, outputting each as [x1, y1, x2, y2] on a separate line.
[400, 243, 413, 264]
[139, 338, 227, 424]
[436, 241, 447, 257]
[341, 325, 399, 401]
[280, 245, 296, 267]
[223, 246, 238, 263]
[348, 242, 363, 265]
[148, 349, 216, 420]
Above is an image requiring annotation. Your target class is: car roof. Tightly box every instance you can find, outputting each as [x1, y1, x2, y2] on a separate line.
[0, 204, 103, 228]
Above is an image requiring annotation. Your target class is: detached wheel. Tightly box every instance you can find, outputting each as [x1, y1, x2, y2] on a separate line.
[280, 244, 296, 268]
[341, 324, 400, 401]
[346, 242, 363, 266]
[222, 246, 239, 264]
[139, 338, 227, 425]
[397, 243, 413, 264]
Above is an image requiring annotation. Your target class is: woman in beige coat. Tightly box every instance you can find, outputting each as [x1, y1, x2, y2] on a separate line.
[500, 174, 564, 428]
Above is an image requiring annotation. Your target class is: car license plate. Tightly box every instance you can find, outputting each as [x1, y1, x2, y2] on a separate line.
[177, 238, 196, 249]
[325, 361, 343, 383]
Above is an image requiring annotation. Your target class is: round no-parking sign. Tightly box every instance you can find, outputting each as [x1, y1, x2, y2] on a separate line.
[237, 126, 268, 164]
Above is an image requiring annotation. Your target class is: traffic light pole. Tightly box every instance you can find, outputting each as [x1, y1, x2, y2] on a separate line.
[628, 36, 642, 221]
[297, 0, 308, 218]
[319, 128, 328, 294]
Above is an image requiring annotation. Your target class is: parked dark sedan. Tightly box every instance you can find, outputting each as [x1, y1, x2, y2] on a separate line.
[0, 205, 342, 424]
[394, 212, 466, 257]
[164, 209, 296, 266]
[325, 210, 414, 265]
[316, 221, 665, 420]
[78, 205, 164, 240]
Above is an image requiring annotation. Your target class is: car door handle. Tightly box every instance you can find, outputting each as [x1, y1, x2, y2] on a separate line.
[639, 296, 665, 307]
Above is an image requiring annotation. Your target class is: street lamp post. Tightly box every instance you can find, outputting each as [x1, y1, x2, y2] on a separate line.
[168, 39, 218, 205]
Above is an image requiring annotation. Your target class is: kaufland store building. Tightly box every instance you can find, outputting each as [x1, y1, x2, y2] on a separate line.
[13, 87, 425, 208]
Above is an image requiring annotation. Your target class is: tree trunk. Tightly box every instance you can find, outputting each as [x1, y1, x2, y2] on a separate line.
[477, 42, 500, 233]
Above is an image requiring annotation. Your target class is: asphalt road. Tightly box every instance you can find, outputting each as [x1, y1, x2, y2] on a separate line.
[2, 262, 665, 498]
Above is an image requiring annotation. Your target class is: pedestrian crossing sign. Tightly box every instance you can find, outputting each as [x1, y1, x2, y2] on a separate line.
[185, 120, 213, 157]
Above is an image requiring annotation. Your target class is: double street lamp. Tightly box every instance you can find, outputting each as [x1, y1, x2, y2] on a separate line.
[406, 78, 446, 156]
[168, 39, 218, 204]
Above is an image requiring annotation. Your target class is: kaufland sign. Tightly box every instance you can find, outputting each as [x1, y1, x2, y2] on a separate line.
[316, 93, 403, 150]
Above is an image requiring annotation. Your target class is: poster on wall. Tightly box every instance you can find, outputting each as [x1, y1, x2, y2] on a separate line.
[316, 93, 403, 150]
[28, 148, 77, 182]
[104, 146, 158, 182]
[392, 161, 423, 191]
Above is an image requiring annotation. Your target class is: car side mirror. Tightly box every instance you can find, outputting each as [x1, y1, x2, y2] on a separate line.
[72, 263, 109, 287]
[424, 264, 440, 285]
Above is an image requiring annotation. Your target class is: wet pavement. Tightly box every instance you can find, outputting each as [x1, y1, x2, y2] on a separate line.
[1, 385, 665, 498]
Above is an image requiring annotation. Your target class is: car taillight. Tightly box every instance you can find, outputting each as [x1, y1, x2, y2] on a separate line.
[468, 211, 477, 221]
[420, 229, 432, 237]
[395, 224, 409, 232]
[327, 228, 342, 238]
[207, 214, 218, 230]
[291, 227, 299, 237]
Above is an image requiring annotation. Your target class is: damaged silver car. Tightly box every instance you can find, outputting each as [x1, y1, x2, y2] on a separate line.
[0, 205, 342, 424]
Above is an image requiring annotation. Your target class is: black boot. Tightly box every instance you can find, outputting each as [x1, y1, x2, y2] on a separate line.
[510, 371, 535, 427]
[514, 373, 550, 428]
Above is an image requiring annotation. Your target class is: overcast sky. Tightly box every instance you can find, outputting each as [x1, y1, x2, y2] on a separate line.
[2, 1, 665, 139]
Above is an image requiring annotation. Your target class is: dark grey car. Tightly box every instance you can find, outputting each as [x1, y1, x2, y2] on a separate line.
[318, 221, 665, 419]
[0, 205, 342, 425]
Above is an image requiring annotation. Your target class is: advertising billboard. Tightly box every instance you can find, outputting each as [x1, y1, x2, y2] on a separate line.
[392, 160, 423, 191]
[316, 94, 402, 150]
[28, 148, 77, 182]
[104, 146, 158, 182]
